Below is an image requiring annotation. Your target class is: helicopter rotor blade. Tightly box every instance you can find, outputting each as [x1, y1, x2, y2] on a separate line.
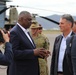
[39, 16, 59, 25]
[0, 7, 9, 14]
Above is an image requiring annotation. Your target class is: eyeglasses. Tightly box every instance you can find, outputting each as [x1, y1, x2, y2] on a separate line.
[38, 28, 42, 30]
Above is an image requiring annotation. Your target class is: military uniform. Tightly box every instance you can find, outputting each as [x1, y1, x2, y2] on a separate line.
[30, 23, 50, 75]
[32, 34, 50, 75]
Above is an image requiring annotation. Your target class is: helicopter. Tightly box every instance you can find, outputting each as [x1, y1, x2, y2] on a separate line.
[0, 0, 59, 31]
[0, 0, 18, 31]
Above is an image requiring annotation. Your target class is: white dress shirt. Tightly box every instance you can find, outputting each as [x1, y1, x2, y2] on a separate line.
[17, 23, 34, 46]
[58, 31, 72, 72]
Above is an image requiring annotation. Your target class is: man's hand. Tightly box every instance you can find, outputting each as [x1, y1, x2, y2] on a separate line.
[34, 48, 51, 58]
[45, 50, 51, 58]
[1, 30, 10, 42]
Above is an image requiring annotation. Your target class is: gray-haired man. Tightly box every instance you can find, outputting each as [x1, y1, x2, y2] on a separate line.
[50, 14, 74, 75]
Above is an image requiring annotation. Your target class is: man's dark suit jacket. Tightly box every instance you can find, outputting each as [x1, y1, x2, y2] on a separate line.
[66, 34, 76, 75]
[8, 25, 39, 75]
[50, 32, 75, 75]
[0, 42, 13, 65]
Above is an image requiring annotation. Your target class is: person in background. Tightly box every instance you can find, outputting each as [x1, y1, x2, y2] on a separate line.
[50, 14, 74, 75]
[38, 24, 50, 49]
[66, 22, 76, 75]
[72, 21, 76, 33]
[38, 24, 43, 34]
[0, 29, 13, 65]
[9, 11, 50, 75]
[30, 23, 50, 75]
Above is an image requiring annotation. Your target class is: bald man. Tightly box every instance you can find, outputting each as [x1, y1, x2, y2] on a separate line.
[8, 11, 50, 75]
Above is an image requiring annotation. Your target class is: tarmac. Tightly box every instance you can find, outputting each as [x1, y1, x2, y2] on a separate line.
[0, 33, 60, 75]
[46, 33, 59, 75]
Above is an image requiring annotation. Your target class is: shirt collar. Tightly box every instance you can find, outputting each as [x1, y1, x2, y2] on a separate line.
[17, 23, 28, 33]
[62, 30, 72, 40]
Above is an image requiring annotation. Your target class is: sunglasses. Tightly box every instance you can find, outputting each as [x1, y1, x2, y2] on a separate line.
[38, 28, 42, 30]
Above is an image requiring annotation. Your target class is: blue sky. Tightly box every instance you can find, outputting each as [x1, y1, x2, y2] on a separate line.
[6, 0, 76, 16]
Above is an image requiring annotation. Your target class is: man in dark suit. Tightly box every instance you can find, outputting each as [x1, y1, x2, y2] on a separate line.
[66, 33, 76, 75]
[50, 14, 74, 75]
[0, 30, 13, 65]
[8, 11, 50, 75]
[72, 21, 76, 33]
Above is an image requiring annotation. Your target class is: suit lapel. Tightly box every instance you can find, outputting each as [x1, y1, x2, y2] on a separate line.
[56, 35, 63, 60]
[64, 31, 75, 53]
[71, 32, 75, 36]
[56, 35, 63, 51]
[57, 31, 74, 55]
[63, 31, 75, 60]
[17, 25, 36, 48]
[27, 32, 36, 47]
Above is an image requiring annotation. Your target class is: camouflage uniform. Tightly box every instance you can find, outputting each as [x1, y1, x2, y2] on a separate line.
[32, 34, 50, 75]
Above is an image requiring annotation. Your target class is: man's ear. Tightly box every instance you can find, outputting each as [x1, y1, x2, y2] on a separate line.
[68, 22, 72, 28]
